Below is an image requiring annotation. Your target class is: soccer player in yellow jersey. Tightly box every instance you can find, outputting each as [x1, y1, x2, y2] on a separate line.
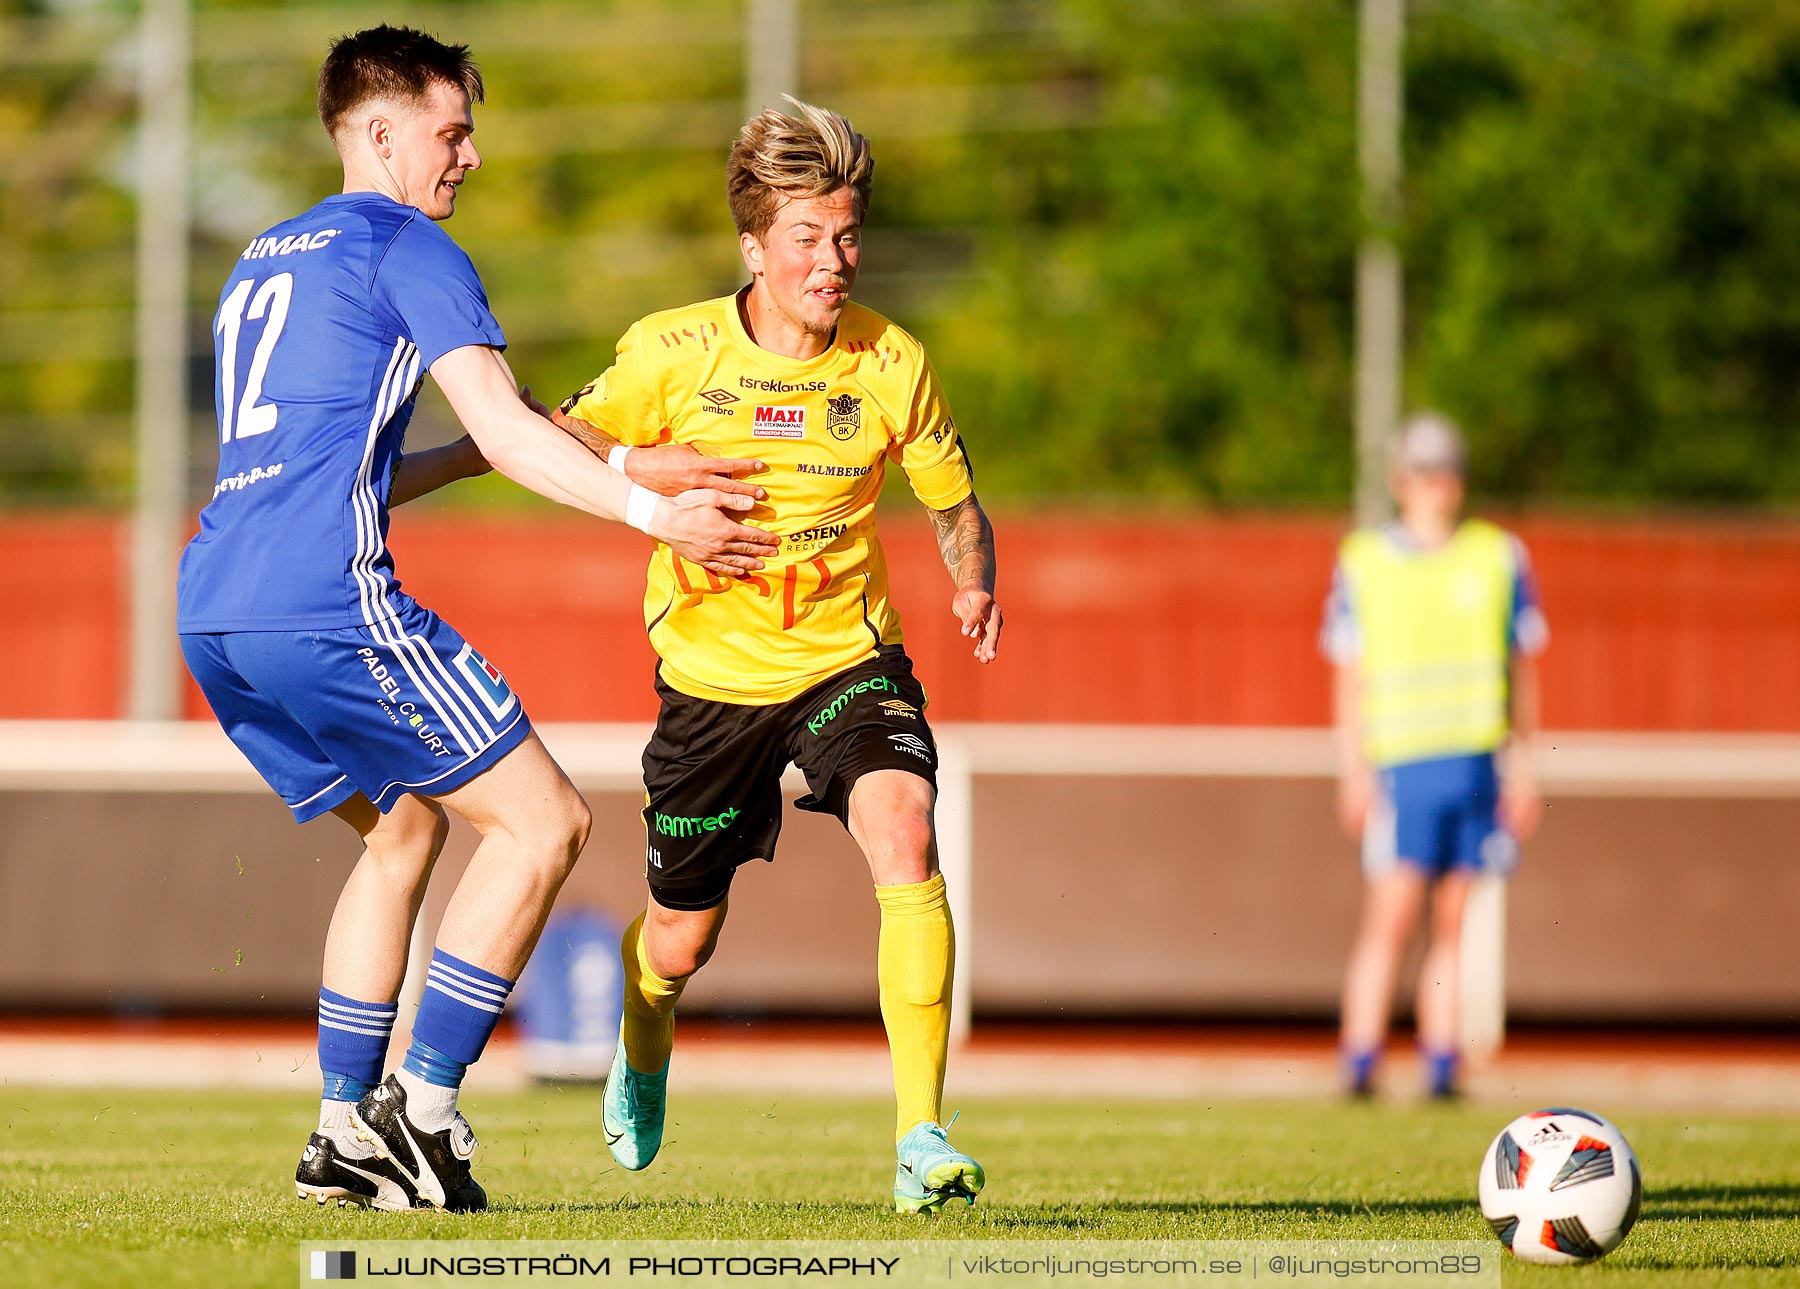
[555, 98, 999, 1212]
[1322, 414, 1546, 1100]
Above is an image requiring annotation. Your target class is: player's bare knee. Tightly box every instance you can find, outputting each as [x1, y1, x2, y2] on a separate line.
[645, 904, 723, 981]
[643, 929, 703, 981]
[517, 784, 591, 876]
[649, 938, 712, 982]
[562, 790, 594, 858]
[1379, 911, 1418, 951]
[363, 798, 449, 877]
[1360, 904, 1413, 952]
[862, 807, 936, 885]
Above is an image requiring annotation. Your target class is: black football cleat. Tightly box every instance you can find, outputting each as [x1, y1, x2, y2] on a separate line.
[295, 1130, 422, 1211]
[350, 1075, 488, 1213]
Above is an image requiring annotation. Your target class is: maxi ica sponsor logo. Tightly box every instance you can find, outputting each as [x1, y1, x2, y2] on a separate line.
[753, 406, 806, 439]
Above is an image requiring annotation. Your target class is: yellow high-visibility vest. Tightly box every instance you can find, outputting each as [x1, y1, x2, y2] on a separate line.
[1338, 519, 1521, 766]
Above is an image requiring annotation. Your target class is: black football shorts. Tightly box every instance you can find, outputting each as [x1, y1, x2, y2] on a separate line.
[638, 644, 938, 910]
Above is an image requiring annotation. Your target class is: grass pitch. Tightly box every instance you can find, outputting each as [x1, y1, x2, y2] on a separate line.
[1, 1087, 1796, 1286]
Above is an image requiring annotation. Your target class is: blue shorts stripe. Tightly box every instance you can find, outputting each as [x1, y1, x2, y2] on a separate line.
[345, 342, 494, 760]
[347, 342, 505, 757]
[363, 708, 526, 808]
[292, 773, 350, 811]
[181, 605, 530, 823]
[372, 617, 481, 756]
[403, 621, 497, 741]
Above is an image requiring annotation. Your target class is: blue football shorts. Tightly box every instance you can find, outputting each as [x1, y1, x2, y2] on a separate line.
[181, 602, 532, 822]
[1362, 751, 1517, 879]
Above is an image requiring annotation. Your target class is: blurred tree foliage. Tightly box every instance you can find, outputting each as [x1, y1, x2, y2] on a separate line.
[932, 0, 1800, 505]
[1, 0, 1798, 508]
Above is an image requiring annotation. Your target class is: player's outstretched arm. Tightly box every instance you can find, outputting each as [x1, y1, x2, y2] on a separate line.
[388, 434, 491, 506]
[551, 409, 767, 502]
[390, 385, 552, 505]
[928, 493, 1002, 663]
[430, 344, 778, 575]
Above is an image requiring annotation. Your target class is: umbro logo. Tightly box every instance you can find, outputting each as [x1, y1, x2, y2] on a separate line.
[698, 388, 739, 417]
[889, 733, 933, 762]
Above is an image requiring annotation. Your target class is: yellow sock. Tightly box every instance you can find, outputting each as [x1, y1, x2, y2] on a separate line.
[620, 912, 683, 1073]
[875, 872, 954, 1143]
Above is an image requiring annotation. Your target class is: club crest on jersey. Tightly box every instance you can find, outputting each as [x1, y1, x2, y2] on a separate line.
[753, 405, 806, 439]
[826, 394, 862, 441]
[454, 644, 517, 721]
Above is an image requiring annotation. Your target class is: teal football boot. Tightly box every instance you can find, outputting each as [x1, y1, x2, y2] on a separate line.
[601, 1035, 668, 1171]
[893, 1119, 985, 1213]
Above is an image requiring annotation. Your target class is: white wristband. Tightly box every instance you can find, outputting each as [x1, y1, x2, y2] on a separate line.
[625, 483, 660, 534]
[606, 444, 632, 473]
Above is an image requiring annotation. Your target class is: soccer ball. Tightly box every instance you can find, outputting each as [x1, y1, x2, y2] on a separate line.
[1477, 1107, 1642, 1265]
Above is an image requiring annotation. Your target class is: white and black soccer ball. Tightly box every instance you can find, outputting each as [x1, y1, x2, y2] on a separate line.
[1477, 1107, 1642, 1265]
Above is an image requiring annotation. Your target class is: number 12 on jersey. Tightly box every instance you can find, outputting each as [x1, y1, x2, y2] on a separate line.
[215, 272, 294, 443]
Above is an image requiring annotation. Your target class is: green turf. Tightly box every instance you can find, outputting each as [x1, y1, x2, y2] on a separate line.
[1, 1088, 1795, 1286]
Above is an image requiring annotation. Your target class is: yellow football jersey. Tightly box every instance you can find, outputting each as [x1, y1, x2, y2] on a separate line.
[560, 292, 974, 705]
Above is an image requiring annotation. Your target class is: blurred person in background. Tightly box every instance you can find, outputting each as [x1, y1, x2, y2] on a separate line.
[554, 97, 1000, 1213]
[1321, 413, 1547, 1099]
[177, 25, 772, 1213]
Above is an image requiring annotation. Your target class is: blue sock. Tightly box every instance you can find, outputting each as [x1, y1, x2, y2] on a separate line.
[1424, 1049, 1459, 1097]
[401, 949, 515, 1089]
[317, 988, 398, 1102]
[1344, 1048, 1379, 1094]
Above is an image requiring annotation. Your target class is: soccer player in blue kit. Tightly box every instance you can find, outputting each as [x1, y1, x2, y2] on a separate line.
[177, 27, 776, 1212]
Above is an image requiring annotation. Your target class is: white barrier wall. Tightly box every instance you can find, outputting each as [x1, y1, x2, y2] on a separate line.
[2, 723, 1797, 1029]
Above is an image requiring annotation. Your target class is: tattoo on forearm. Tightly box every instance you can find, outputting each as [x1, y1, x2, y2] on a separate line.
[554, 411, 615, 459]
[930, 496, 996, 593]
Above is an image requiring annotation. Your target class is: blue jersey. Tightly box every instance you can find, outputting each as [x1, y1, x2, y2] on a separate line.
[177, 192, 506, 632]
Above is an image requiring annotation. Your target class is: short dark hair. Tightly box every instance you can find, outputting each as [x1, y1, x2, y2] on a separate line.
[317, 25, 484, 139]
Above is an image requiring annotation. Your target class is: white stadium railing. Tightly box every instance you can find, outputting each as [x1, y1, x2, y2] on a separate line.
[3, 721, 1796, 1055]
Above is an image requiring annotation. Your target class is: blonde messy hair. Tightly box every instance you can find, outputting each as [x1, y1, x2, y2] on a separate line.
[727, 95, 873, 239]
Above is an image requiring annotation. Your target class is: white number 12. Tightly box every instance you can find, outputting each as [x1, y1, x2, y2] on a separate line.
[215, 272, 294, 443]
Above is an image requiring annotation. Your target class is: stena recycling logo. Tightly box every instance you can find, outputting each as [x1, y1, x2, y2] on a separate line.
[753, 405, 806, 438]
